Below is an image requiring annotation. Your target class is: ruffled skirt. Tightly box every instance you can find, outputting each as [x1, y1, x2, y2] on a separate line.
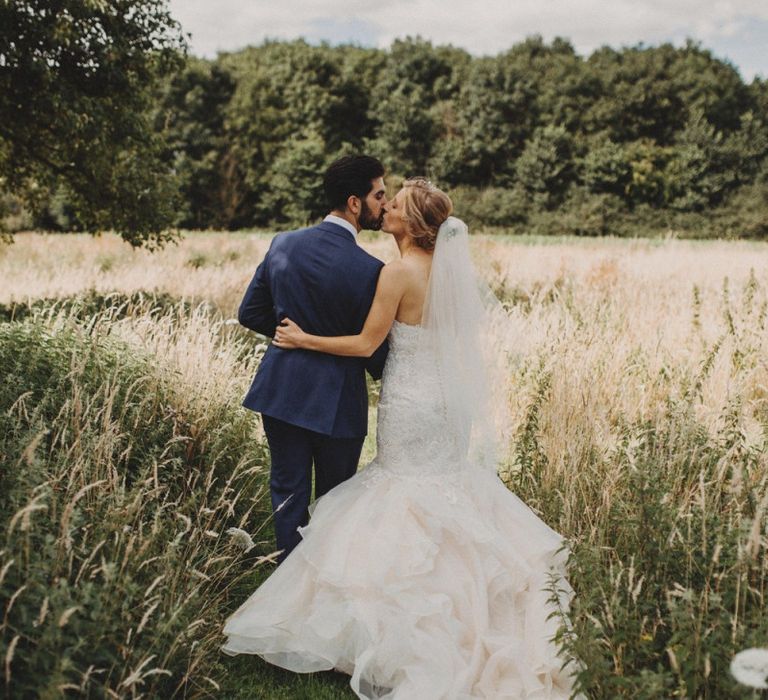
[222, 463, 579, 699]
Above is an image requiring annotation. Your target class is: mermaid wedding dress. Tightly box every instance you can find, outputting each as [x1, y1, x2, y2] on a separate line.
[222, 219, 579, 699]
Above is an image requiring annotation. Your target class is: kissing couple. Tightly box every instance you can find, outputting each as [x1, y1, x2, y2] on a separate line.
[222, 155, 582, 699]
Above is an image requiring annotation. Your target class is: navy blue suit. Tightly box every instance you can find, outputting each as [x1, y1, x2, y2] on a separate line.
[238, 220, 388, 561]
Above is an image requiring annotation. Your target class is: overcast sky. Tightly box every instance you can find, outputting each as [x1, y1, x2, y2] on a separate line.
[168, 0, 768, 81]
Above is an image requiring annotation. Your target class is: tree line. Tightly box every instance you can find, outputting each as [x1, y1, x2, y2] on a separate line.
[157, 37, 766, 237]
[2, 4, 767, 243]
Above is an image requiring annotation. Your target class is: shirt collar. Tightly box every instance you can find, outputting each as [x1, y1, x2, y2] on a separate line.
[323, 214, 358, 238]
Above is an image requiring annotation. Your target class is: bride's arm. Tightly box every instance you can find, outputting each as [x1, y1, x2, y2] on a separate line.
[272, 263, 407, 357]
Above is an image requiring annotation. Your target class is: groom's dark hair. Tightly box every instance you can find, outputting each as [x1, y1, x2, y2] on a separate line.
[324, 155, 385, 211]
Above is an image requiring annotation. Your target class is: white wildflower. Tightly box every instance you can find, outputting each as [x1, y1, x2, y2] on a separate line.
[731, 648, 768, 689]
[224, 319, 239, 326]
[176, 513, 191, 533]
[226, 527, 256, 552]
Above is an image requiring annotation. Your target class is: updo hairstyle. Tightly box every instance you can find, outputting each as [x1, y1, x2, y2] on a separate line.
[401, 178, 453, 251]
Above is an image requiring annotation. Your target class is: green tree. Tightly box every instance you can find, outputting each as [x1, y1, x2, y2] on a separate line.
[581, 137, 633, 197]
[0, 0, 186, 246]
[583, 42, 749, 144]
[262, 131, 334, 226]
[156, 57, 236, 229]
[433, 37, 581, 187]
[515, 124, 575, 207]
[665, 112, 733, 210]
[434, 40, 548, 186]
[220, 40, 374, 227]
[584, 45, 687, 144]
[664, 109, 768, 211]
[623, 140, 671, 206]
[366, 37, 470, 176]
[748, 78, 768, 123]
[524, 37, 596, 133]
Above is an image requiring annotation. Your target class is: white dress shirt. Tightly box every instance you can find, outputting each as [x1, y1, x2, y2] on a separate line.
[323, 214, 358, 239]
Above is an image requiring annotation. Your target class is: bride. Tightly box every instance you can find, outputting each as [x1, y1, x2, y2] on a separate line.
[222, 178, 580, 699]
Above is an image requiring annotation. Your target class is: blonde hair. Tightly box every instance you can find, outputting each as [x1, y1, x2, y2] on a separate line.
[401, 178, 453, 251]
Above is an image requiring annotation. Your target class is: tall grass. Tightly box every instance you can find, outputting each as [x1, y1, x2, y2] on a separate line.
[490, 244, 768, 697]
[2, 231, 768, 697]
[0, 301, 274, 697]
[0, 232, 395, 314]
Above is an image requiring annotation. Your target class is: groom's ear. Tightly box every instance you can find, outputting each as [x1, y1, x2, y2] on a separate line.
[346, 195, 361, 216]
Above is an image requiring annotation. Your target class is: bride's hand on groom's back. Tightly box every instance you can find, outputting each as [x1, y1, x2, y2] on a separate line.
[273, 318, 305, 349]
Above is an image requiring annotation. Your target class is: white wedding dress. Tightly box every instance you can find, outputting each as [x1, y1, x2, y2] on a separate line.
[221, 313, 580, 698]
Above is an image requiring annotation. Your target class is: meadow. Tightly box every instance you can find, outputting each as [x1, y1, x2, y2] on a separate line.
[1, 230, 767, 698]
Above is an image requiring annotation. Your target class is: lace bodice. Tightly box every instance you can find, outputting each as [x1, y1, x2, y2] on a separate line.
[373, 321, 466, 477]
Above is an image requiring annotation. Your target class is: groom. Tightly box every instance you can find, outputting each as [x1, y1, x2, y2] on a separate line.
[238, 155, 389, 563]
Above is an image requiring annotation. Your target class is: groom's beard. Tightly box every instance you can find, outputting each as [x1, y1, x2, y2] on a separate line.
[359, 201, 384, 231]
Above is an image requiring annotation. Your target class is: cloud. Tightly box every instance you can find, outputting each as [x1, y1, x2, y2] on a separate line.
[168, 0, 768, 78]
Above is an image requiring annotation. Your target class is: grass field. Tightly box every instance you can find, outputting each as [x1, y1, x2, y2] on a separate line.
[1, 230, 768, 698]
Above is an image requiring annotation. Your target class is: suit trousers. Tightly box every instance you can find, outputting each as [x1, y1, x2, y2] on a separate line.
[261, 414, 365, 563]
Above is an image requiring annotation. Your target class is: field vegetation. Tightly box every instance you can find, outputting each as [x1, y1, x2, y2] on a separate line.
[1, 231, 767, 698]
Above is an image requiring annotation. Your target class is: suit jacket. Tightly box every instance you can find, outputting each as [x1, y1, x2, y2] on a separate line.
[238, 220, 389, 438]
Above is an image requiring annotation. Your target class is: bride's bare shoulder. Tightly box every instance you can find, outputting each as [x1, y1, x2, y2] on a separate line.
[378, 259, 411, 287]
[384, 257, 429, 284]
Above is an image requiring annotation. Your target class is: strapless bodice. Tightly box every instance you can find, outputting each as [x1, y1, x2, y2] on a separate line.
[374, 321, 464, 476]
